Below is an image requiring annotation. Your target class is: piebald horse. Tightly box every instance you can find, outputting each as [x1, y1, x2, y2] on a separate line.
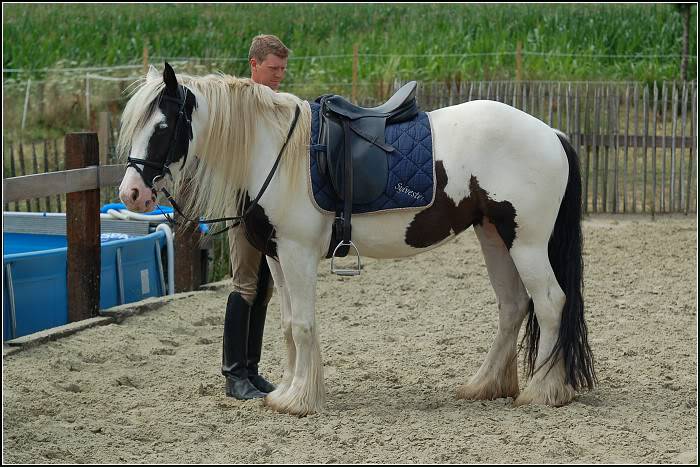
[118, 64, 595, 416]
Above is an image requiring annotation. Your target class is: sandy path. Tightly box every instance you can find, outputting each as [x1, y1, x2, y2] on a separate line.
[2, 215, 697, 464]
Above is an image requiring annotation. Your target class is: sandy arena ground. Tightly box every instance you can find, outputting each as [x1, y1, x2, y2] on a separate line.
[2, 215, 697, 464]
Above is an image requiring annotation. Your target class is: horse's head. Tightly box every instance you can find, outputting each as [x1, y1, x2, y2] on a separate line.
[118, 62, 197, 212]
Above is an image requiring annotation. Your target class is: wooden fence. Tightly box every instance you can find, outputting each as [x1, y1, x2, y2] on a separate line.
[3, 111, 122, 213]
[3, 132, 206, 322]
[400, 80, 697, 215]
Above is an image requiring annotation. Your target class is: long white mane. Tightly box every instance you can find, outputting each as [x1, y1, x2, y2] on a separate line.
[118, 67, 311, 221]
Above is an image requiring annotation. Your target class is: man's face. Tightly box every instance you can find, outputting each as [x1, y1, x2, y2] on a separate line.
[250, 53, 288, 90]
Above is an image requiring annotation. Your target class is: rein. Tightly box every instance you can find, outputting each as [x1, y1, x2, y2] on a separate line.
[129, 95, 301, 236]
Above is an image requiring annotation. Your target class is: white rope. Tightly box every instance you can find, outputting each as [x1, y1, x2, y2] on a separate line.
[85, 74, 143, 82]
[4, 50, 695, 75]
[3, 64, 144, 74]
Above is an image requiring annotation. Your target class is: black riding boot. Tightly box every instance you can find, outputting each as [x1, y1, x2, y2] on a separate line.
[222, 292, 266, 400]
[247, 260, 277, 394]
[247, 299, 276, 393]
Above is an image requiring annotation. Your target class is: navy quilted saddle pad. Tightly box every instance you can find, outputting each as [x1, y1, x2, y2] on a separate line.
[308, 102, 435, 215]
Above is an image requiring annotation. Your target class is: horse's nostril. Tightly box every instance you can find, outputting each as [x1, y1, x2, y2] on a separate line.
[130, 188, 139, 202]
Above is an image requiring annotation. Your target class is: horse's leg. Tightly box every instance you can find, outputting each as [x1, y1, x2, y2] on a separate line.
[457, 218, 530, 401]
[265, 257, 295, 396]
[263, 239, 325, 416]
[509, 243, 575, 407]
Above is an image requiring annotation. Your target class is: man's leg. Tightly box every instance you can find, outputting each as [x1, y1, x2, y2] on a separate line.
[246, 254, 276, 393]
[222, 223, 266, 399]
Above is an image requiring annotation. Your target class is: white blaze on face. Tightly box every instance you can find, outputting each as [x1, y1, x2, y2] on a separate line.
[118, 110, 167, 213]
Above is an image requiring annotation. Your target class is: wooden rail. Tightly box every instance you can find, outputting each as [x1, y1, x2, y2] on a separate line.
[3, 164, 125, 202]
[3, 132, 204, 325]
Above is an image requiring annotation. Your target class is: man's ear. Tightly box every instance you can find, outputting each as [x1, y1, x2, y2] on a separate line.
[163, 61, 179, 94]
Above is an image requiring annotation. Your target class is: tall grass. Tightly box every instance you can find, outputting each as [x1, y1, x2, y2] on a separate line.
[3, 3, 697, 82]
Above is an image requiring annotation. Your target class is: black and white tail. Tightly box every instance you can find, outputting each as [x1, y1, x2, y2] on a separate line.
[523, 133, 596, 391]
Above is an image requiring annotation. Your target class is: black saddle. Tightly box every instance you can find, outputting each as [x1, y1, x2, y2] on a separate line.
[314, 81, 420, 269]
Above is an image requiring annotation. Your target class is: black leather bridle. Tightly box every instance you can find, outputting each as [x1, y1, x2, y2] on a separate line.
[125, 85, 302, 234]
[126, 85, 193, 190]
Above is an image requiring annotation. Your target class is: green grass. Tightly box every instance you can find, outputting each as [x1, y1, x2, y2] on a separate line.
[3, 3, 697, 83]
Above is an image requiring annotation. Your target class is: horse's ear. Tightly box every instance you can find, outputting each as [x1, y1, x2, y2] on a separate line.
[146, 65, 160, 81]
[163, 62, 178, 94]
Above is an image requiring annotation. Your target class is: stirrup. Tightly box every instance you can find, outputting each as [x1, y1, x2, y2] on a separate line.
[330, 240, 362, 276]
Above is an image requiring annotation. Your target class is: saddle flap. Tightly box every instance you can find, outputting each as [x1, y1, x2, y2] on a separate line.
[325, 116, 388, 205]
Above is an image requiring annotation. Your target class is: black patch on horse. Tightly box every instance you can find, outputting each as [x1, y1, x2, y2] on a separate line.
[404, 161, 518, 249]
[136, 87, 197, 186]
[468, 176, 518, 249]
[154, 85, 197, 163]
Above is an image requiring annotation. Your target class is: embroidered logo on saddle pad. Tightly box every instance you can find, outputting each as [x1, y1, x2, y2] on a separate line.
[308, 102, 436, 215]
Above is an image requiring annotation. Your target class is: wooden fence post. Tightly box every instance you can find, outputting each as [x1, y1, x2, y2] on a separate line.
[31, 142, 41, 212]
[98, 112, 111, 206]
[98, 112, 111, 166]
[686, 84, 697, 215]
[85, 74, 91, 128]
[516, 41, 523, 82]
[65, 132, 101, 322]
[652, 83, 658, 218]
[143, 44, 149, 74]
[352, 44, 359, 104]
[174, 178, 203, 292]
[53, 138, 63, 212]
[43, 140, 52, 212]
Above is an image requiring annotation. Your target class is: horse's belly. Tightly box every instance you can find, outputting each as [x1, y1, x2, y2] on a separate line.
[351, 210, 466, 259]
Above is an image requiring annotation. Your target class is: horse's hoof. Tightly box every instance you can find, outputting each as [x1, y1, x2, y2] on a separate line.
[513, 383, 575, 407]
[264, 394, 317, 417]
[456, 379, 519, 401]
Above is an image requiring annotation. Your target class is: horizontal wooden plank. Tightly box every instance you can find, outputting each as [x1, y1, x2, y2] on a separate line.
[99, 164, 127, 187]
[568, 133, 687, 148]
[3, 164, 125, 202]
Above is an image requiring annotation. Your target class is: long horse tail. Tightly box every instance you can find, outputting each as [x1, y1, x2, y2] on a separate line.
[523, 132, 596, 391]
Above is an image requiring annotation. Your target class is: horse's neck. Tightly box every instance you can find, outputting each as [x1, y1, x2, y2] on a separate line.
[246, 118, 283, 194]
[189, 88, 308, 221]
[246, 108, 309, 222]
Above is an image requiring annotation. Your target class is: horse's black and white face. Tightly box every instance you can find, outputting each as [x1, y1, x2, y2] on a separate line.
[119, 63, 197, 212]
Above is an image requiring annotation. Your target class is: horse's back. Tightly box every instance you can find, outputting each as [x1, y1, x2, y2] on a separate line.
[429, 99, 568, 215]
[429, 99, 565, 166]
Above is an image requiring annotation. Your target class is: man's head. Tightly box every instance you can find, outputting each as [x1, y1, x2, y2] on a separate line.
[248, 34, 289, 91]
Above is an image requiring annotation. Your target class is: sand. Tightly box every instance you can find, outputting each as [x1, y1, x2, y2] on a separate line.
[2, 215, 697, 464]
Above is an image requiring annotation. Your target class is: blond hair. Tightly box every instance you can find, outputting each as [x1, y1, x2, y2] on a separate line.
[248, 34, 290, 62]
[118, 69, 311, 223]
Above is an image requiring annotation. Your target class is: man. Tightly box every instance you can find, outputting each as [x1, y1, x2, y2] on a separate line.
[222, 34, 289, 400]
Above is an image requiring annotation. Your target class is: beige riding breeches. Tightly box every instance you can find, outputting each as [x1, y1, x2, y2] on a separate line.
[228, 222, 274, 306]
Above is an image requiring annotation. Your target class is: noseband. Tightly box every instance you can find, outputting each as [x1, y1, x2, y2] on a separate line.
[126, 85, 193, 189]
